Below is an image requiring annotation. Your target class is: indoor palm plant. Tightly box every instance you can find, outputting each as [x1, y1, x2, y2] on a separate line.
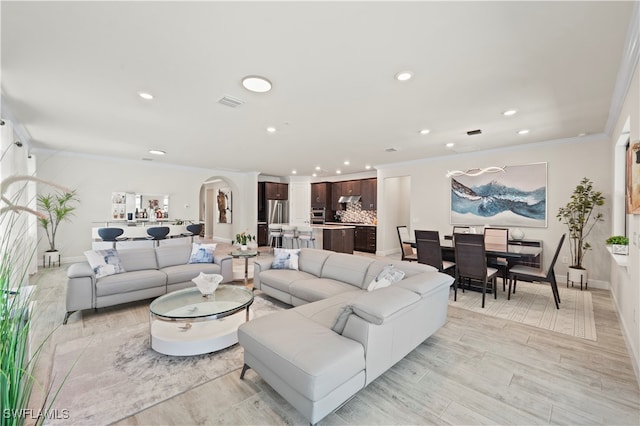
[556, 177, 605, 283]
[36, 191, 78, 264]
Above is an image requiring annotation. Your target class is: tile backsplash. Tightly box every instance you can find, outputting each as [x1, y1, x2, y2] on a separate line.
[337, 202, 377, 224]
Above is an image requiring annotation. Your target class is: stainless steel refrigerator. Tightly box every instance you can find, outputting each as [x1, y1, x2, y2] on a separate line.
[267, 200, 289, 225]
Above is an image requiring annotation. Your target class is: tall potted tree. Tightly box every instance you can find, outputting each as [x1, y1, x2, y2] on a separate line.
[556, 177, 605, 284]
[37, 190, 78, 265]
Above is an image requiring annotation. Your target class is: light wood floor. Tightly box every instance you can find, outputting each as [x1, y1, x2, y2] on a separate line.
[29, 245, 640, 425]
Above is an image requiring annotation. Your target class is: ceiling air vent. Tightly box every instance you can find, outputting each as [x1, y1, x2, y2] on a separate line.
[467, 129, 482, 136]
[218, 95, 245, 108]
[385, 147, 398, 152]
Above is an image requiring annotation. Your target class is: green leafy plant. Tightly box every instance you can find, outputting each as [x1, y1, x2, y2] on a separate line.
[36, 191, 78, 252]
[606, 235, 629, 245]
[235, 231, 255, 245]
[556, 177, 605, 269]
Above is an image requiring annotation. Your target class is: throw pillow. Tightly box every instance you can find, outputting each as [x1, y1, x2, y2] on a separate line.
[188, 243, 217, 264]
[84, 249, 126, 278]
[271, 248, 300, 270]
[366, 264, 405, 291]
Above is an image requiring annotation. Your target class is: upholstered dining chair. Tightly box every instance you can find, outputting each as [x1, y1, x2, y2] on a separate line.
[508, 234, 566, 310]
[484, 227, 509, 291]
[146, 226, 170, 246]
[415, 230, 457, 298]
[97, 227, 126, 248]
[453, 233, 499, 308]
[396, 225, 417, 262]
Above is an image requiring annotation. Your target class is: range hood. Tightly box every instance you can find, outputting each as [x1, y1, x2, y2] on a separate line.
[338, 195, 361, 203]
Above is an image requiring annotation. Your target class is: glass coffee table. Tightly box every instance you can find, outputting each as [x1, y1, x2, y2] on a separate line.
[149, 285, 254, 356]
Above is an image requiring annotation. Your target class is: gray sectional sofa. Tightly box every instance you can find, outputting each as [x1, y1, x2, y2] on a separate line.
[64, 244, 233, 324]
[238, 248, 453, 425]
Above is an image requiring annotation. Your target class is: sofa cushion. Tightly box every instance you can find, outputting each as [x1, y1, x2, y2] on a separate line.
[161, 263, 222, 285]
[395, 271, 454, 296]
[297, 248, 332, 277]
[320, 253, 375, 289]
[188, 243, 217, 264]
[155, 244, 191, 268]
[293, 291, 361, 329]
[258, 269, 317, 293]
[116, 248, 159, 272]
[238, 310, 365, 401]
[95, 270, 167, 297]
[290, 278, 360, 304]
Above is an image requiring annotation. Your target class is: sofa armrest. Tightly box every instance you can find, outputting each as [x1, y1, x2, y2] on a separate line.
[65, 262, 96, 323]
[215, 255, 233, 283]
[67, 262, 95, 279]
[253, 258, 273, 290]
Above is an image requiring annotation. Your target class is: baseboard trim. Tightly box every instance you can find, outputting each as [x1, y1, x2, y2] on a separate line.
[610, 287, 640, 387]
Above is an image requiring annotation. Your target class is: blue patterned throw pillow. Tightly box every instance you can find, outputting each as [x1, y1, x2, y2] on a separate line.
[84, 249, 126, 278]
[188, 243, 217, 264]
[271, 248, 300, 270]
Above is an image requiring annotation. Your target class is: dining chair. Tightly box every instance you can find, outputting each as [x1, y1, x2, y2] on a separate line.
[508, 234, 566, 309]
[453, 233, 499, 308]
[396, 225, 417, 262]
[415, 230, 457, 298]
[484, 227, 509, 291]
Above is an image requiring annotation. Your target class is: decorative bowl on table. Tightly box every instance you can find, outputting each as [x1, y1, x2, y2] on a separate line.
[192, 272, 223, 297]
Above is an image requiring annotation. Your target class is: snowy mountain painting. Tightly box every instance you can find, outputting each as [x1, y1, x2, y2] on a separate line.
[450, 163, 547, 227]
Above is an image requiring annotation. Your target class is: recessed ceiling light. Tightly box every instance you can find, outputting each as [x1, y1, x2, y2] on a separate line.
[365, 165, 371, 170]
[266, 126, 276, 133]
[242, 76, 272, 93]
[419, 129, 431, 135]
[517, 129, 530, 135]
[312, 173, 317, 177]
[446, 143, 455, 148]
[148, 149, 166, 155]
[578, 132, 587, 137]
[315, 166, 321, 171]
[502, 109, 517, 116]
[395, 71, 413, 81]
[138, 92, 154, 100]
[336, 170, 342, 174]
[292, 170, 297, 174]
[344, 160, 350, 165]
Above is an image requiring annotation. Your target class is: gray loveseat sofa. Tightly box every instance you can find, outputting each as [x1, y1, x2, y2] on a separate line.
[64, 244, 233, 324]
[238, 248, 453, 424]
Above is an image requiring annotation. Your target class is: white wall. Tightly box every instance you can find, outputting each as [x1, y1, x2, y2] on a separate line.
[378, 136, 613, 286]
[609, 58, 640, 380]
[34, 150, 257, 262]
[378, 175, 410, 255]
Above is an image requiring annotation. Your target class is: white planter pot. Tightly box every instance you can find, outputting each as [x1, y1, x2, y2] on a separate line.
[241, 245, 248, 251]
[611, 244, 628, 255]
[43, 250, 60, 268]
[568, 266, 587, 286]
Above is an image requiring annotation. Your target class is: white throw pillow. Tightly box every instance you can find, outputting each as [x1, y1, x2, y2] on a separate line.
[84, 249, 126, 278]
[271, 248, 300, 270]
[367, 264, 405, 291]
[188, 243, 217, 264]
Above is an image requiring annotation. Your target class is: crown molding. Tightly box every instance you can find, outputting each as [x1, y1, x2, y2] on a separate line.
[605, 0, 640, 136]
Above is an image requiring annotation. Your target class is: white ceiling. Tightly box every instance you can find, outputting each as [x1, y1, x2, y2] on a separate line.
[1, 1, 635, 178]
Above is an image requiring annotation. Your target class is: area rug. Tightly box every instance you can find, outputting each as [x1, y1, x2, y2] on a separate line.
[46, 293, 285, 425]
[450, 280, 597, 341]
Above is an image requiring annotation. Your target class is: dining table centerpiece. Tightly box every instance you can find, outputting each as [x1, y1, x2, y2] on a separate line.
[235, 231, 255, 251]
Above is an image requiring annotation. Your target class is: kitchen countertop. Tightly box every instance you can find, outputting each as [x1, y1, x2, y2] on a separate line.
[311, 224, 357, 229]
[324, 222, 377, 227]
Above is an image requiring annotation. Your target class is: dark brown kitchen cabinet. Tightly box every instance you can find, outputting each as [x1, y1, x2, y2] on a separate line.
[323, 228, 354, 254]
[354, 226, 376, 253]
[258, 182, 266, 222]
[265, 182, 288, 200]
[257, 223, 268, 246]
[342, 180, 361, 196]
[331, 181, 343, 211]
[360, 178, 377, 210]
[311, 182, 332, 210]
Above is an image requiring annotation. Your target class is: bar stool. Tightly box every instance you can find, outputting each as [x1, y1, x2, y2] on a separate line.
[281, 225, 297, 249]
[146, 226, 170, 247]
[97, 227, 126, 249]
[268, 224, 283, 250]
[181, 223, 203, 243]
[296, 226, 315, 248]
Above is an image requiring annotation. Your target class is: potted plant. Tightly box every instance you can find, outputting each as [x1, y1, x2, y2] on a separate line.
[606, 235, 629, 255]
[235, 231, 255, 250]
[557, 177, 605, 284]
[37, 190, 78, 265]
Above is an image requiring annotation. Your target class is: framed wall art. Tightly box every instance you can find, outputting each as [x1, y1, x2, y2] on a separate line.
[626, 141, 640, 214]
[450, 162, 547, 227]
[217, 187, 232, 223]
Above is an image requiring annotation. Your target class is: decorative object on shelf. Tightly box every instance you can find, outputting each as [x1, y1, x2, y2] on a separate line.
[235, 231, 255, 250]
[450, 162, 547, 227]
[445, 166, 505, 178]
[557, 177, 605, 285]
[217, 187, 232, 223]
[511, 228, 525, 240]
[626, 141, 640, 214]
[37, 189, 79, 263]
[606, 235, 629, 255]
[192, 272, 223, 297]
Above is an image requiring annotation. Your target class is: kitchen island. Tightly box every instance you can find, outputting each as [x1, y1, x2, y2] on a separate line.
[310, 224, 356, 254]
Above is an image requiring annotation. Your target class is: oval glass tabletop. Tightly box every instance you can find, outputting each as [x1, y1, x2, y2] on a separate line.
[150, 285, 253, 320]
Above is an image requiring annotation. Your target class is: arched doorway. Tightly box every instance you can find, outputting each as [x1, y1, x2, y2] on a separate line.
[200, 176, 235, 242]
